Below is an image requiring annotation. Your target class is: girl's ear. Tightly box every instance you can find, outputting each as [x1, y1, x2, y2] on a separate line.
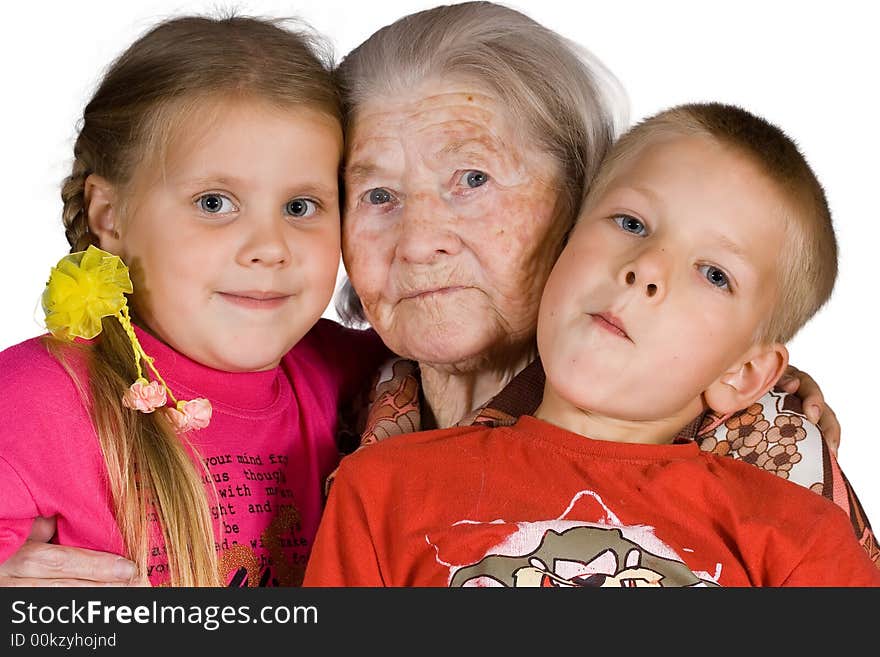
[703, 343, 789, 416]
[84, 174, 123, 254]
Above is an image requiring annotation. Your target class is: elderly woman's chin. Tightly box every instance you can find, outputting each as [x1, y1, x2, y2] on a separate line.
[367, 295, 532, 370]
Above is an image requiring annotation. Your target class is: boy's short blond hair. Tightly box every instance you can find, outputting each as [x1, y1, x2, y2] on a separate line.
[583, 102, 837, 344]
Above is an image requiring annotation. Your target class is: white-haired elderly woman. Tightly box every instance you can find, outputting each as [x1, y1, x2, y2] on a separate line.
[1, 1, 873, 585]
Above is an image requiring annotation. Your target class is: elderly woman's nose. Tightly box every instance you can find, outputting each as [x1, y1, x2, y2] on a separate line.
[619, 247, 670, 301]
[394, 196, 464, 263]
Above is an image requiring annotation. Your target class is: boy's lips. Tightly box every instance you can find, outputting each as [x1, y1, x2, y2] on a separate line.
[588, 311, 631, 341]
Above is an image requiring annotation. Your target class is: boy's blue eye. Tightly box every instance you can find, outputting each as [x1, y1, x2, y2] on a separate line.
[285, 198, 317, 218]
[699, 264, 730, 290]
[366, 188, 393, 205]
[197, 193, 236, 214]
[613, 214, 647, 236]
[458, 170, 489, 188]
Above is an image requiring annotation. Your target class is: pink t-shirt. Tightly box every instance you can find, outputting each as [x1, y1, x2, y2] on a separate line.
[0, 318, 388, 586]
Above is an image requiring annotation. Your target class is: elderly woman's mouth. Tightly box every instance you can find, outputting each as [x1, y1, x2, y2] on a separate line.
[400, 286, 471, 301]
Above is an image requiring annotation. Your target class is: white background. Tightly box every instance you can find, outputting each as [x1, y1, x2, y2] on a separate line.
[2, 1, 878, 522]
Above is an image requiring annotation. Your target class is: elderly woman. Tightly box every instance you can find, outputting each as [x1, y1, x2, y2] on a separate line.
[1, 1, 873, 585]
[334, 1, 618, 436]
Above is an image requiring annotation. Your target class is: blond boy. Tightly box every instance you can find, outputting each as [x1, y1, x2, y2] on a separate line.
[304, 103, 880, 587]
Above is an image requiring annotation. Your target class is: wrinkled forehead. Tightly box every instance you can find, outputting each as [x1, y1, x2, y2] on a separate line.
[349, 80, 517, 152]
[344, 79, 557, 183]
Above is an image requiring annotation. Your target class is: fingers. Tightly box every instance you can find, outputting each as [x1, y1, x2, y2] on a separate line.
[27, 516, 57, 543]
[794, 372, 826, 423]
[0, 576, 138, 587]
[0, 540, 138, 583]
[775, 365, 801, 393]
[778, 364, 841, 455]
[775, 365, 826, 424]
[818, 404, 841, 458]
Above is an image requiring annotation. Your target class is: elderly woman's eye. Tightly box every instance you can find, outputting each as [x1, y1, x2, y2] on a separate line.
[458, 170, 489, 188]
[365, 188, 393, 205]
[698, 264, 731, 291]
[285, 198, 317, 218]
[196, 193, 236, 214]
[612, 214, 647, 236]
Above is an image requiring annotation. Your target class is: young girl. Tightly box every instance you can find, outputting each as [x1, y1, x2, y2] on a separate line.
[0, 15, 387, 587]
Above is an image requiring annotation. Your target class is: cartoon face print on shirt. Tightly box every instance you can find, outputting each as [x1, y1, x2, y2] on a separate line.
[432, 490, 720, 588]
[448, 526, 717, 588]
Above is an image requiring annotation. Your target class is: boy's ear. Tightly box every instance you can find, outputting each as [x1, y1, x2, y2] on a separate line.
[84, 174, 122, 253]
[703, 343, 789, 416]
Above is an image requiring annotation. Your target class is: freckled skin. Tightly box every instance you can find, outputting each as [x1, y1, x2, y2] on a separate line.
[342, 79, 568, 374]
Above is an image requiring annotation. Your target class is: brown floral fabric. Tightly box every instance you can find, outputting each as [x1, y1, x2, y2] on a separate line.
[334, 356, 878, 568]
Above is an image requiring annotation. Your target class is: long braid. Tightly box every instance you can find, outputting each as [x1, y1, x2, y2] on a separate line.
[60, 155, 96, 253]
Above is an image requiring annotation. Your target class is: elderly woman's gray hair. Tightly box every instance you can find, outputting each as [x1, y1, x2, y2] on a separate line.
[334, 0, 628, 324]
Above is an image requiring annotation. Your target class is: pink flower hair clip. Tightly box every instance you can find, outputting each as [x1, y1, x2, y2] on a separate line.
[43, 245, 212, 433]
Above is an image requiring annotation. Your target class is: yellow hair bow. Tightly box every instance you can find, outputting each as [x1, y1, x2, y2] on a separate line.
[43, 245, 211, 432]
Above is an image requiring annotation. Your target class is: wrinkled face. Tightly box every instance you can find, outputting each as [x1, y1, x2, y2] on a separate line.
[537, 135, 786, 420]
[342, 79, 567, 368]
[111, 99, 342, 371]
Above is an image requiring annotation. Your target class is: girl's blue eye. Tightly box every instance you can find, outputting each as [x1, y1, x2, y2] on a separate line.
[197, 193, 236, 214]
[366, 188, 393, 205]
[613, 214, 647, 236]
[458, 170, 489, 188]
[699, 264, 730, 290]
[285, 198, 317, 218]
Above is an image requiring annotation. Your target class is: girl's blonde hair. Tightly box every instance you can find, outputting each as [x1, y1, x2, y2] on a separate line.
[52, 13, 341, 586]
[334, 1, 628, 324]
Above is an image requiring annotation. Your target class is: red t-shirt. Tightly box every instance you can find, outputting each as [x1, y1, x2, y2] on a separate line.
[304, 415, 880, 587]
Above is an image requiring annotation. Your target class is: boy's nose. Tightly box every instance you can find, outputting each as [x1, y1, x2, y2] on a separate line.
[620, 249, 668, 300]
[624, 270, 659, 297]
